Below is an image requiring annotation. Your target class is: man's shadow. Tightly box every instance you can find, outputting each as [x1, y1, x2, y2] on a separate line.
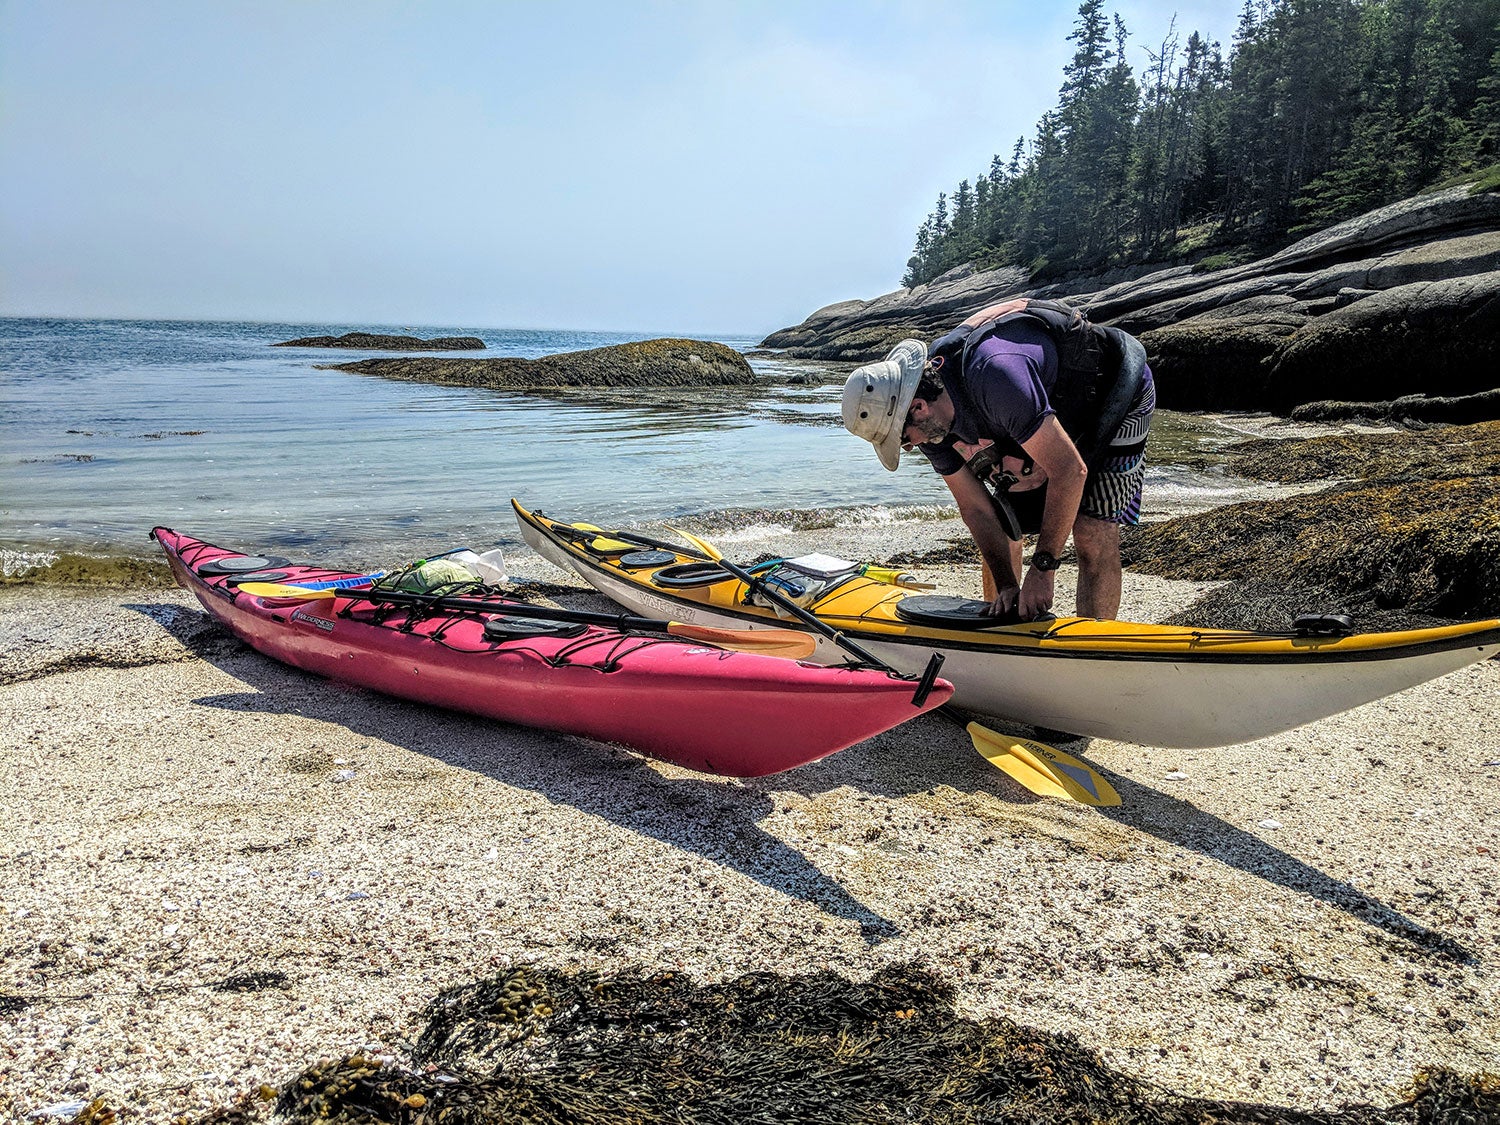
[132, 599, 1474, 965]
[769, 716, 1477, 966]
[1045, 731, 1474, 965]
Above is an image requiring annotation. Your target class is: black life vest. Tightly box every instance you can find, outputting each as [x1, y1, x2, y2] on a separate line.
[927, 298, 1144, 466]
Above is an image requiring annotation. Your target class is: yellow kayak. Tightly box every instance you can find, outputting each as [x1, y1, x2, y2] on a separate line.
[512, 500, 1500, 749]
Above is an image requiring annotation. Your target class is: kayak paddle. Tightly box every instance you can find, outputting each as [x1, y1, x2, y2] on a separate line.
[571, 522, 647, 555]
[665, 525, 1120, 807]
[549, 519, 713, 560]
[232, 581, 819, 659]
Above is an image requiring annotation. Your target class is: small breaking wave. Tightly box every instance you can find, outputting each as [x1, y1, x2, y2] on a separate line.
[667, 503, 960, 539]
[1, 548, 60, 579]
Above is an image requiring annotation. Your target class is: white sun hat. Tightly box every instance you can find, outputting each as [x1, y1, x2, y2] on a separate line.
[841, 339, 928, 471]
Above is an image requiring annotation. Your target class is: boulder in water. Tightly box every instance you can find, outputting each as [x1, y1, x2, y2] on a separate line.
[275, 332, 486, 350]
[330, 337, 756, 390]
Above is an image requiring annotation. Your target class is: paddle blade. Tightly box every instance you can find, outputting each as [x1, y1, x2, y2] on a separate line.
[667, 524, 724, 561]
[967, 722, 1121, 806]
[666, 622, 817, 659]
[293, 571, 385, 591]
[573, 521, 636, 554]
[236, 582, 338, 600]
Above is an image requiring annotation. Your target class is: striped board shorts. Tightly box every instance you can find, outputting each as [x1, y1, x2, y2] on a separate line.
[1080, 366, 1156, 526]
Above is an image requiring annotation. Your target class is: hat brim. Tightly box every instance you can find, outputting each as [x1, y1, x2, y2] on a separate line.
[873, 340, 926, 470]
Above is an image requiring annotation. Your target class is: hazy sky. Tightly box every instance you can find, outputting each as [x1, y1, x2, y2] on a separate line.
[1, 1, 1237, 336]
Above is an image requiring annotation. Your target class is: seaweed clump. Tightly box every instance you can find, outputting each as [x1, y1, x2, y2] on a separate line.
[1122, 421, 1500, 621]
[0, 550, 174, 588]
[266, 962, 1500, 1125]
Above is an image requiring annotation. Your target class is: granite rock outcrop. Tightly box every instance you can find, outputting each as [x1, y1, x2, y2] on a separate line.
[761, 181, 1500, 417]
[275, 332, 486, 350]
[330, 338, 756, 390]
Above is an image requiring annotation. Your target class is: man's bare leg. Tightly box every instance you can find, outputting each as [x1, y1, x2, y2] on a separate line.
[1071, 515, 1122, 619]
[980, 539, 1025, 602]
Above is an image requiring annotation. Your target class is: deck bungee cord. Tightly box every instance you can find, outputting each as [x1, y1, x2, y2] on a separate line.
[346, 593, 680, 673]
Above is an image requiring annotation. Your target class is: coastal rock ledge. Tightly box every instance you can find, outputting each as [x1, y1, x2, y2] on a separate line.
[330, 338, 756, 390]
[761, 179, 1500, 418]
[274, 332, 486, 350]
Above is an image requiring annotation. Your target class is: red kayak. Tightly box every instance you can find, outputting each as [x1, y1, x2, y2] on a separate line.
[152, 528, 951, 776]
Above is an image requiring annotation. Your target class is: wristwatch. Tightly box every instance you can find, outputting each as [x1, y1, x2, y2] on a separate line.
[1031, 550, 1060, 572]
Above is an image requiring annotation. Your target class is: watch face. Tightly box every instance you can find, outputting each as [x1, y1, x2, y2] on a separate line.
[1033, 551, 1058, 571]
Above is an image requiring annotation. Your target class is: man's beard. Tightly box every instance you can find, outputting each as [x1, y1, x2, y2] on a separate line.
[913, 416, 950, 443]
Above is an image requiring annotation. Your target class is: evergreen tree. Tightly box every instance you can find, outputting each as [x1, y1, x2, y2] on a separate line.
[1131, 20, 1182, 250]
[951, 178, 980, 266]
[899, 0, 1500, 288]
[1463, 24, 1500, 165]
[1094, 15, 1141, 256]
[1179, 34, 1229, 225]
[1054, 0, 1115, 263]
[1219, 0, 1271, 233]
[903, 218, 935, 289]
[1294, 0, 1418, 223]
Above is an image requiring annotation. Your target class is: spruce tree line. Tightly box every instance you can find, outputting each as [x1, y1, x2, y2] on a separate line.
[902, 0, 1500, 288]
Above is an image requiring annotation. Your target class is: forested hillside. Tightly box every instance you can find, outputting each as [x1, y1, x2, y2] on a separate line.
[903, 0, 1500, 286]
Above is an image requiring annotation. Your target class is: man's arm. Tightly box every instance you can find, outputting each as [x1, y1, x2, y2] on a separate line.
[942, 468, 1024, 615]
[1017, 415, 1088, 619]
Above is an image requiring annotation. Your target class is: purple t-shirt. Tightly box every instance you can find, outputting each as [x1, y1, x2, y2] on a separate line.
[919, 319, 1059, 476]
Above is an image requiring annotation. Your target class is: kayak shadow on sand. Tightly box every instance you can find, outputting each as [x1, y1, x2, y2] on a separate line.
[129, 601, 903, 946]
[128, 599, 1474, 964]
[765, 712, 1477, 967]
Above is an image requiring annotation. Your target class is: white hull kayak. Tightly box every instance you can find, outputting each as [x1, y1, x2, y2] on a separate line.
[515, 501, 1500, 749]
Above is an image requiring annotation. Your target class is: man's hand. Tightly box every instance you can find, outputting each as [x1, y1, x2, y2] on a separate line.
[986, 584, 1021, 617]
[1019, 567, 1055, 619]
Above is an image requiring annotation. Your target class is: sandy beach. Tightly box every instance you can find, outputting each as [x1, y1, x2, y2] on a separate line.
[2, 525, 1497, 1122]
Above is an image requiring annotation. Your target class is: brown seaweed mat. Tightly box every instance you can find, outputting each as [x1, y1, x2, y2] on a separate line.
[220, 963, 1496, 1125]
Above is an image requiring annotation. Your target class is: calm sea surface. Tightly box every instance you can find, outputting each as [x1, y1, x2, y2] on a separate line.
[1, 318, 1305, 571]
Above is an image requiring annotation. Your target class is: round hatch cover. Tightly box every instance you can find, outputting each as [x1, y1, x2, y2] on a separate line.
[617, 549, 678, 569]
[197, 555, 292, 577]
[894, 595, 997, 628]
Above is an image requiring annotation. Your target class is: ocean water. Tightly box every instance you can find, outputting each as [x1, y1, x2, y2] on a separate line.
[1, 317, 1308, 573]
